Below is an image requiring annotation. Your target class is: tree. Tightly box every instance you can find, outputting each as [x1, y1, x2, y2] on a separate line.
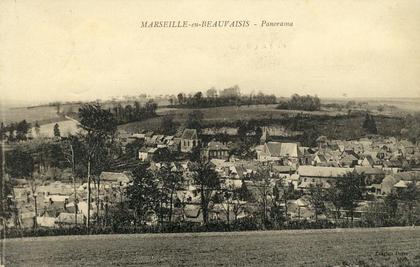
[326, 186, 342, 221]
[1, 145, 14, 222]
[125, 139, 145, 159]
[78, 103, 117, 230]
[61, 135, 83, 226]
[160, 115, 177, 135]
[55, 102, 61, 114]
[398, 182, 418, 225]
[177, 93, 185, 105]
[34, 122, 41, 136]
[15, 120, 31, 141]
[384, 191, 399, 223]
[237, 180, 253, 201]
[192, 161, 221, 225]
[5, 148, 34, 178]
[53, 123, 61, 137]
[185, 110, 203, 131]
[158, 163, 184, 223]
[152, 148, 173, 162]
[277, 94, 321, 111]
[402, 113, 420, 144]
[193, 91, 203, 106]
[362, 113, 378, 134]
[206, 87, 217, 98]
[252, 166, 273, 223]
[308, 183, 325, 221]
[126, 163, 160, 224]
[221, 185, 244, 225]
[145, 100, 158, 115]
[335, 172, 363, 222]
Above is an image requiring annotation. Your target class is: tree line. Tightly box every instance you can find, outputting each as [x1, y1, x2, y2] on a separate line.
[276, 94, 321, 111]
[0, 120, 31, 142]
[172, 86, 277, 108]
[108, 100, 158, 125]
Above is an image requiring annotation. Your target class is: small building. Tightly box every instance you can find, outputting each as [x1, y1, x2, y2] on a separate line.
[100, 171, 133, 186]
[354, 166, 385, 185]
[180, 129, 199, 153]
[257, 142, 301, 162]
[297, 166, 354, 188]
[204, 141, 229, 160]
[138, 147, 150, 161]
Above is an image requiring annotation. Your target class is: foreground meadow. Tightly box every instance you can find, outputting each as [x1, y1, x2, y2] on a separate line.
[3, 227, 420, 266]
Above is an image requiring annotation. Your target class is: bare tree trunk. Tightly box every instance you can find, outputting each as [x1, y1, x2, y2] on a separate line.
[87, 157, 91, 232]
[33, 195, 38, 229]
[284, 189, 288, 220]
[226, 200, 230, 225]
[201, 185, 208, 225]
[169, 190, 174, 223]
[70, 145, 78, 226]
[97, 177, 100, 226]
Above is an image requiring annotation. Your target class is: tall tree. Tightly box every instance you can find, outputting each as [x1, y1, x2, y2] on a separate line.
[336, 172, 363, 222]
[185, 110, 204, 131]
[78, 103, 117, 230]
[177, 93, 185, 105]
[192, 161, 221, 225]
[15, 120, 31, 141]
[398, 182, 418, 225]
[53, 123, 61, 137]
[61, 135, 83, 226]
[5, 148, 34, 178]
[252, 166, 273, 223]
[126, 163, 160, 224]
[160, 115, 177, 135]
[158, 163, 184, 223]
[362, 113, 378, 134]
[308, 183, 325, 221]
[1, 145, 14, 222]
[206, 87, 217, 98]
[384, 191, 399, 223]
[34, 122, 41, 136]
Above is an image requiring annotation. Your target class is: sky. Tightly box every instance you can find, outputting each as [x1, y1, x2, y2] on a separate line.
[1, 0, 420, 105]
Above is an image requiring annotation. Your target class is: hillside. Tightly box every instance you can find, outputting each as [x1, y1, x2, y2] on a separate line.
[118, 105, 404, 141]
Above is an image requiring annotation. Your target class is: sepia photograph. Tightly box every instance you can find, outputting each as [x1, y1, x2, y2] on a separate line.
[1, 0, 420, 266]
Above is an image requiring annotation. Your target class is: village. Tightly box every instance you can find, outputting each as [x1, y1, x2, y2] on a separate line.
[2, 105, 420, 232]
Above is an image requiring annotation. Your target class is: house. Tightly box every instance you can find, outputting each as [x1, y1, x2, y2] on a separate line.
[299, 147, 315, 165]
[144, 131, 154, 142]
[383, 159, 403, 173]
[100, 171, 133, 186]
[204, 141, 230, 160]
[138, 147, 150, 161]
[36, 215, 56, 228]
[56, 212, 79, 227]
[297, 166, 353, 188]
[339, 153, 359, 167]
[312, 154, 328, 166]
[378, 175, 400, 195]
[182, 204, 203, 224]
[378, 171, 420, 195]
[360, 155, 376, 167]
[257, 142, 301, 162]
[354, 166, 385, 185]
[287, 197, 315, 220]
[339, 150, 359, 167]
[180, 129, 199, 153]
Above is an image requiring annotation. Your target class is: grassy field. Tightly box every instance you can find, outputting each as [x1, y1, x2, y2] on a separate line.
[118, 104, 404, 140]
[3, 227, 420, 266]
[1, 106, 62, 124]
[118, 105, 348, 133]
